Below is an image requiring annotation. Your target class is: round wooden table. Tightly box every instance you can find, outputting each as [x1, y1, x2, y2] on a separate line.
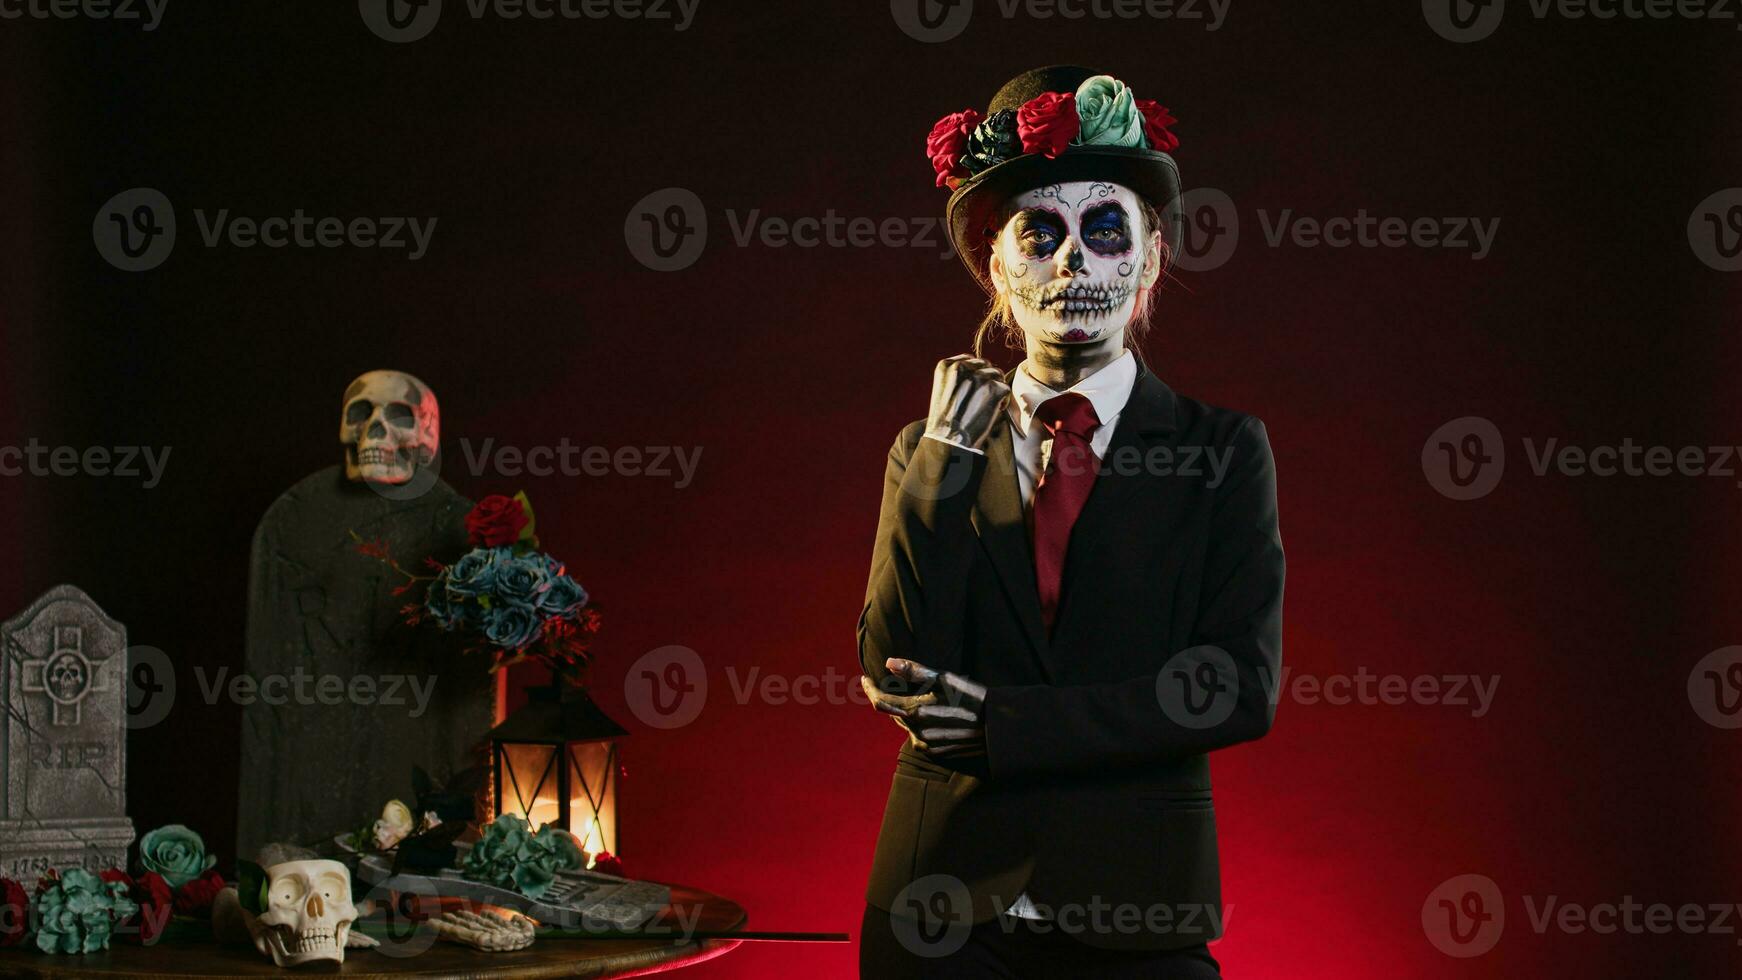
[2, 884, 746, 978]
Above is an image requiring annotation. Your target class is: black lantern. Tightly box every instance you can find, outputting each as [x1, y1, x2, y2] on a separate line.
[487, 685, 627, 860]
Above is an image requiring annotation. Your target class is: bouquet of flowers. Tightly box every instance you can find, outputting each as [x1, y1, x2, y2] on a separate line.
[357, 492, 600, 683]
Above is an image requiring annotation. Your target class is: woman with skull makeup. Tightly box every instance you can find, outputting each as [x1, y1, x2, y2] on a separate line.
[857, 68, 1284, 979]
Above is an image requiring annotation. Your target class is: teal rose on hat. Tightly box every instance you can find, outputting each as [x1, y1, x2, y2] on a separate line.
[138, 825, 217, 889]
[1073, 74, 1144, 146]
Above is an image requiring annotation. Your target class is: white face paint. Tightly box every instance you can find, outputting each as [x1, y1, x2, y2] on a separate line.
[989, 181, 1162, 347]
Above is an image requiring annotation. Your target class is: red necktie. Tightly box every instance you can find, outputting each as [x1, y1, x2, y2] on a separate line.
[1031, 392, 1102, 632]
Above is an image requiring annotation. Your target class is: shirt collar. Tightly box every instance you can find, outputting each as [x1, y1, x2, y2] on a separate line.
[1008, 348, 1138, 438]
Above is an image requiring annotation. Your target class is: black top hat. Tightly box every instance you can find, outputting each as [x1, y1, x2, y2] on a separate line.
[935, 65, 1182, 290]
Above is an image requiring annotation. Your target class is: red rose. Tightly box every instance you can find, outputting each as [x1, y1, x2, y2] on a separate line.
[926, 108, 981, 189]
[466, 494, 529, 547]
[1134, 99, 1179, 154]
[0, 878, 28, 947]
[1017, 92, 1079, 159]
[103, 870, 174, 945]
[173, 869, 226, 916]
[589, 852, 626, 878]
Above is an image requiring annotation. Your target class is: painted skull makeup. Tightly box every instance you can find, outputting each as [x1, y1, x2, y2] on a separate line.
[990, 181, 1160, 346]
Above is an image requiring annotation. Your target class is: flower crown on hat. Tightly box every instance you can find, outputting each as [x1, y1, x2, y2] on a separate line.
[926, 74, 1179, 191]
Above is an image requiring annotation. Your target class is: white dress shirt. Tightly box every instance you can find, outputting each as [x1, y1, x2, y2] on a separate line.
[922, 349, 1138, 919]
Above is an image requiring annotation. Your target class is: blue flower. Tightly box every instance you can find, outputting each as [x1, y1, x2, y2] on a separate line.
[445, 546, 509, 597]
[483, 602, 543, 650]
[494, 555, 551, 605]
[538, 573, 588, 618]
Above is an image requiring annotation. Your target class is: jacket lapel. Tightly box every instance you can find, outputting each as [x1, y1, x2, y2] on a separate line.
[970, 410, 1052, 675]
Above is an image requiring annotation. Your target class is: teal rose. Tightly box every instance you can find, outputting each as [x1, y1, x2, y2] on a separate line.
[538, 572, 588, 618]
[138, 824, 217, 888]
[34, 868, 136, 954]
[1073, 75, 1144, 147]
[494, 555, 551, 605]
[483, 603, 543, 650]
[445, 547, 507, 598]
[461, 815, 584, 900]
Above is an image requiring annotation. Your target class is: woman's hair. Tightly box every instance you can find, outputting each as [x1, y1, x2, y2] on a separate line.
[972, 196, 1172, 362]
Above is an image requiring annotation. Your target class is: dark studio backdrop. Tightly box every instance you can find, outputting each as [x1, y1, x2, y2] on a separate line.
[3, 1, 1741, 976]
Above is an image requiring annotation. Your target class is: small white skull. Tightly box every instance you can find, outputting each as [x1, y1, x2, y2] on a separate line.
[340, 370, 440, 484]
[247, 859, 359, 967]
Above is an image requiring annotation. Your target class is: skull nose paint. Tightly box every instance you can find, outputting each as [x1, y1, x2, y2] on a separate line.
[1056, 238, 1086, 276]
[307, 893, 324, 917]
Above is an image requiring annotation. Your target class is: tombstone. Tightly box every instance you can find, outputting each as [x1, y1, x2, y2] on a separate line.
[237, 371, 494, 859]
[0, 585, 136, 879]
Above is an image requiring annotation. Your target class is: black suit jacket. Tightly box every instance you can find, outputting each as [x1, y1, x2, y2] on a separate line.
[858, 362, 1284, 952]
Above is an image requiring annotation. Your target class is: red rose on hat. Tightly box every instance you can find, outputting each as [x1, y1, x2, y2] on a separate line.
[1017, 92, 1079, 159]
[1135, 99, 1179, 154]
[927, 108, 982, 189]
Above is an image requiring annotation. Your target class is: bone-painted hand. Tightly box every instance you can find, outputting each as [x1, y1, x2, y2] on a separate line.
[863, 658, 988, 759]
[924, 354, 1012, 452]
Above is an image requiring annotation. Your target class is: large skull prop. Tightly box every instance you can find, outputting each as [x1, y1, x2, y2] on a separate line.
[243, 859, 360, 967]
[340, 370, 440, 484]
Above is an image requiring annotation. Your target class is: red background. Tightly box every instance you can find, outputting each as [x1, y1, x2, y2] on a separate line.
[3, 2, 1740, 975]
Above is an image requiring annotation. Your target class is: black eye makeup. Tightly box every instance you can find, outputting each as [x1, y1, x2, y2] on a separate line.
[1012, 208, 1066, 258]
[1079, 202, 1132, 255]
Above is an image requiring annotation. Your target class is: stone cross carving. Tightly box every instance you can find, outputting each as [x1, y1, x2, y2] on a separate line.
[0, 585, 136, 879]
